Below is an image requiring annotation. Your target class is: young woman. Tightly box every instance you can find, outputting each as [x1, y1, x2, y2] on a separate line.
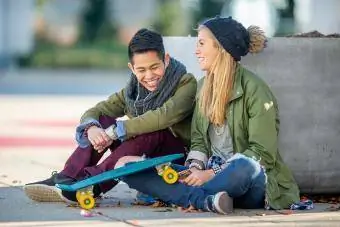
[24, 28, 197, 203]
[120, 16, 300, 214]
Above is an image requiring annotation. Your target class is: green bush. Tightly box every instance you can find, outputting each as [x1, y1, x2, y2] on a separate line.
[23, 41, 129, 69]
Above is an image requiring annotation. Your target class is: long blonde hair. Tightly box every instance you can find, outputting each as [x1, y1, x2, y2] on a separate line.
[198, 25, 266, 126]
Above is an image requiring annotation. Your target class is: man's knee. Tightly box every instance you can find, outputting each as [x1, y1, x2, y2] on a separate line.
[134, 130, 171, 142]
[98, 115, 117, 128]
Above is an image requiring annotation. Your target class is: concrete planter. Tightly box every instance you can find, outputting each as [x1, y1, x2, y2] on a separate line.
[164, 37, 340, 194]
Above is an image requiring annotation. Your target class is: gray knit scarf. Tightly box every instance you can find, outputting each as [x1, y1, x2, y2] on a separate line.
[124, 58, 187, 117]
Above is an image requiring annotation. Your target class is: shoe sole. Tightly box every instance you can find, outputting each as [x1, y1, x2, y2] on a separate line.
[23, 184, 76, 204]
[214, 191, 233, 214]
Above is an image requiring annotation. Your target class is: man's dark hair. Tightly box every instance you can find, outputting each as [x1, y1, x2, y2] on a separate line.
[128, 28, 165, 62]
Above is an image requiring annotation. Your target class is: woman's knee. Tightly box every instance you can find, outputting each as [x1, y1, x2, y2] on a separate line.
[228, 154, 262, 180]
[217, 155, 262, 197]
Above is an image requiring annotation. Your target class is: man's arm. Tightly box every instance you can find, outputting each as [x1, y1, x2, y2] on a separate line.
[80, 89, 126, 123]
[75, 89, 126, 147]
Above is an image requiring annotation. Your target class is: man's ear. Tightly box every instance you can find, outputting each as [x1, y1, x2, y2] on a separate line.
[164, 53, 170, 67]
[128, 62, 135, 74]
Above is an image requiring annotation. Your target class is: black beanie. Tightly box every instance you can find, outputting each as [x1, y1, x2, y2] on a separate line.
[202, 16, 250, 61]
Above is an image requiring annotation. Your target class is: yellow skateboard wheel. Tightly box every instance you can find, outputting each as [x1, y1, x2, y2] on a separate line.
[78, 194, 95, 210]
[162, 167, 178, 184]
[76, 191, 83, 201]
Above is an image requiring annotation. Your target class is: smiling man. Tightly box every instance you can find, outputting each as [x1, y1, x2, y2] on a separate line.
[23, 28, 197, 204]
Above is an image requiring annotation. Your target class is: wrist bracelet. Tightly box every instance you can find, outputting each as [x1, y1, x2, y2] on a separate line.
[189, 162, 204, 170]
[84, 122, 101, 137]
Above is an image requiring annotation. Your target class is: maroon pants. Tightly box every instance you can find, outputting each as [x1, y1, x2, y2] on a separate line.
[61, 116, 187, 193]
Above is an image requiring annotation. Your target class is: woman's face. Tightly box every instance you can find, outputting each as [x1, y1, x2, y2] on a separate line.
[195, 28, 219, 72]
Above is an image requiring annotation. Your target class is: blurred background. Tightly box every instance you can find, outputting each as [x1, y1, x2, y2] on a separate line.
[0, 0, 339, 73]
[0, 0, 339, 148]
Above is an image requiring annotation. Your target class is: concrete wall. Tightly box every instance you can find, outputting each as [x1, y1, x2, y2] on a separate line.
[164, 37, 340, 194]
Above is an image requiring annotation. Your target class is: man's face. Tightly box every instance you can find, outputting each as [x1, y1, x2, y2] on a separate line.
[128, 51, 169, 92]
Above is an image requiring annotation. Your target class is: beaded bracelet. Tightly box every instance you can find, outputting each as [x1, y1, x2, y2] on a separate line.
[189, 161, 204, 170]
[84, 122, 101, 137]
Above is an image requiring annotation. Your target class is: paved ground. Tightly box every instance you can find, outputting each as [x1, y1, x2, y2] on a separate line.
[0, 95, 339, 226]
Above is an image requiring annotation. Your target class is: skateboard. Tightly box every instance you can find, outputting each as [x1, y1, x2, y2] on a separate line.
[55, 153, 184, 210]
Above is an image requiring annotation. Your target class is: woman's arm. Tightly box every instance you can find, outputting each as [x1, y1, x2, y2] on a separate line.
[243, 82, 279, 171]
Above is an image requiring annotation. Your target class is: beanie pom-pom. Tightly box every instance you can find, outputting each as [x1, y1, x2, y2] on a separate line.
[247, 26, 267, 54]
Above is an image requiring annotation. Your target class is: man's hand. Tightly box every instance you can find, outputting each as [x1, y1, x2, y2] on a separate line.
[180, 168, 214, 186]
[87, 126, 113, 152]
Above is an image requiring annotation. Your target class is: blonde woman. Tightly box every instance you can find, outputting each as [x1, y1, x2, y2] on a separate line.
[121, 16, 300, 214]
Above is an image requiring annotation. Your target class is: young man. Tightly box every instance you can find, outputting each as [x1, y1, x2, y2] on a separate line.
[24, 28, 197, 203]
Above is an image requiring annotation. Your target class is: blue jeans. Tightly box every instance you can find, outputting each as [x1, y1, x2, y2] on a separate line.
[122, 153, 266, 210]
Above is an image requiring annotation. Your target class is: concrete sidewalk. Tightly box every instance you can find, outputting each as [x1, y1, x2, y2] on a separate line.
[0, 95, 339, 226]
[1, 153, 339, 227]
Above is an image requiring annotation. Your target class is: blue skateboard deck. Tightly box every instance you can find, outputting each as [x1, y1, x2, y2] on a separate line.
[56, 153, 183, 191]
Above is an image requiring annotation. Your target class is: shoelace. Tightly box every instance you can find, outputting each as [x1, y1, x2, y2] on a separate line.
[51, 171, 59, 182]
[51, 171, 58, 177]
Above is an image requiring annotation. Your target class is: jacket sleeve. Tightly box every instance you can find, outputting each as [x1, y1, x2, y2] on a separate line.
[122, 73, 197, 139]
[242, 83, 279, 171]
[186, 95, 209, 167]
[80, 89, 126, 123]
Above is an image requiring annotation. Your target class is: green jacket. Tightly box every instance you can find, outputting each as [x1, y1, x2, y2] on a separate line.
[187, 65, 300, 209]
[80, 73, 197, 147]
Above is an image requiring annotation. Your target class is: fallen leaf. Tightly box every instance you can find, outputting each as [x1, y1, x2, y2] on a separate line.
[151, 201, 168, 208]
[153, 208, 173, 212]
[66, 204, 79, 208]
[303, 194, 340, 204]
[325, 205, 340, 211]
[275, 210, 293, 215]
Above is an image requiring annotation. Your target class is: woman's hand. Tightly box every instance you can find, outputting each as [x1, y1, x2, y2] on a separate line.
[87, 126, 113, 152]
[180, 168, 215, 186]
